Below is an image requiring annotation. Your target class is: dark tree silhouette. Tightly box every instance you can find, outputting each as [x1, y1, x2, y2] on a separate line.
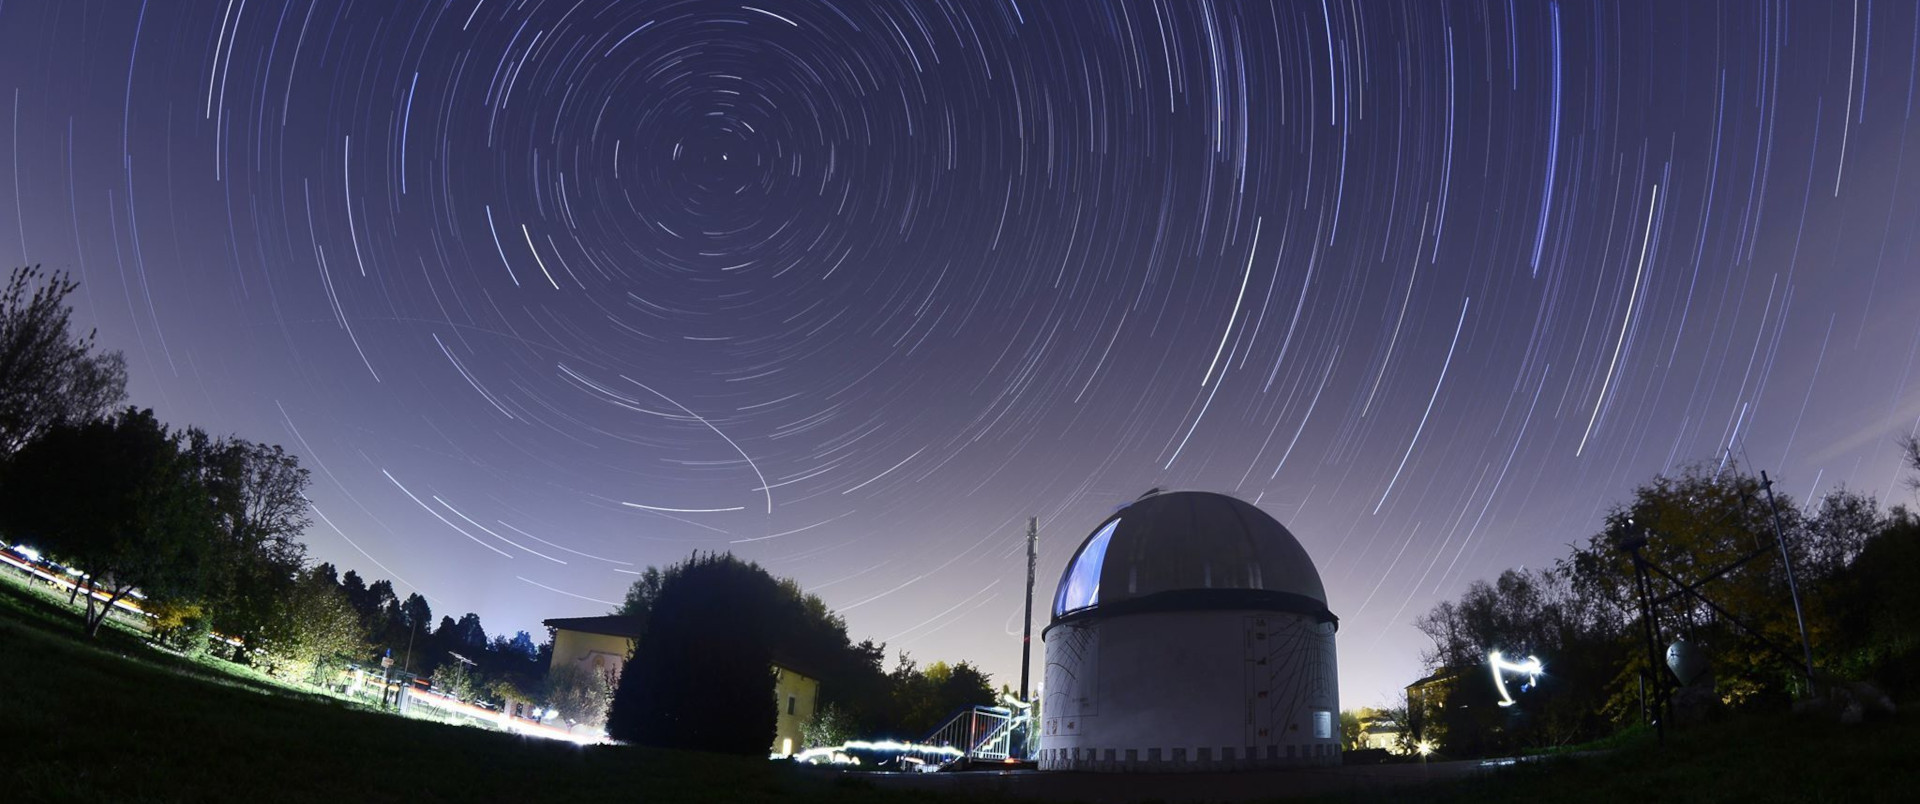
[614, 565, 668, 618]
[0, 408, 214, 636]
[0, 265, 127, 456]
[607, 553, 794, 755]
[1902, 434, 1920, 491]
[885, 655, 998, 737]
[1829, 509, 1920, 696]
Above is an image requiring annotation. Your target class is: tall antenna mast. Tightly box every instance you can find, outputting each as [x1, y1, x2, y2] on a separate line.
[1760, 470, 1816, 692]
[1020, 516, 1037, 702]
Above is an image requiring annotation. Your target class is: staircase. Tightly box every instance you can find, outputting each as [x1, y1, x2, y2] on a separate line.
[920, 704, 1034, 767]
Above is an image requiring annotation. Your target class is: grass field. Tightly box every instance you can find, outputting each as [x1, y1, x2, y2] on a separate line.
[1338, 709, 1920, 804]
[4, 568, 1916, 803]
[0, 573, 968, 804]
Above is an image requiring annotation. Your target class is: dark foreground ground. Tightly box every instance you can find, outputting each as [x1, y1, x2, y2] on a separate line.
[2, 574, 1915, 803]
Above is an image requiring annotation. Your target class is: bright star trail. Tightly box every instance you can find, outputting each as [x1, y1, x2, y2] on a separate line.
[4, 1, 1918, 706]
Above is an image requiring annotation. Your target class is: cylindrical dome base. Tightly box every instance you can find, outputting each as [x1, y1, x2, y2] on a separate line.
[1040, 610, 1339, 772]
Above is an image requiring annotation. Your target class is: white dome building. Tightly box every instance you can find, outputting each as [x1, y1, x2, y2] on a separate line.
[1039, 491, 1340, 772]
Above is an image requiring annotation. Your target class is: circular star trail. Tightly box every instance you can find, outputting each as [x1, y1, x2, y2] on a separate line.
[3, 0, 1918, 703]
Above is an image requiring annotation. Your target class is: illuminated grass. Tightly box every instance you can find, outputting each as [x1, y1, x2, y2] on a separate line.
[0, 576, 961, 804]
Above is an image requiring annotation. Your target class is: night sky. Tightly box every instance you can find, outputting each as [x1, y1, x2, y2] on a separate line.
[3, 0, 1918, 708]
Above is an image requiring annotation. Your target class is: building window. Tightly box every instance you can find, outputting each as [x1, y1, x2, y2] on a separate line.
[1313, 710, 1333, 740]
[788, 695, 797, 716]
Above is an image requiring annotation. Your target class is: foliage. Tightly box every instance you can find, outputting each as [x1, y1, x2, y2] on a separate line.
[816, 638, 893, 737]
[252, 565, 366, 680]
[1902, 434, 1920, 493]
[340, 570, 397, 646]
[0, 265, 128, 457]
[148, 599, 213, 657]
[0, 408, 216, 636]
[433, 657, 483, 702]
[1825, 509, 1920, 696]
[545, 661, 618, 730]
[614, 565, 668, 618]
[885, 655, 997, 738]
[0, 265, 562, 704]
[607, 553, 786, 755]
[186, 431, 316, 661]
[605, 552, 916, 753]
[801, 701, 857, 750]
[447, 612, 489, 653]
[1414, 459, 1918, 756]
[1379, 694, 1416, 754]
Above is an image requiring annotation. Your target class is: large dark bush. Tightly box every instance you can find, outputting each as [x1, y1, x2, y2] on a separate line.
[606, 553, 791, 755]
[1829, 510, 1920, 698]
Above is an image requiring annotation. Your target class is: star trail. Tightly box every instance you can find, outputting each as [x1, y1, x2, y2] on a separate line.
[4, 0, 1919, 706]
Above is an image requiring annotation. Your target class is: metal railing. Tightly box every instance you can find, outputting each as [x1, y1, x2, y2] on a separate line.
[922, 705, 1020, 762]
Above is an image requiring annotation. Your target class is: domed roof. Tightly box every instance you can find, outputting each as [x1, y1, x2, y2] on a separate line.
[1050, 490, 1333, 626]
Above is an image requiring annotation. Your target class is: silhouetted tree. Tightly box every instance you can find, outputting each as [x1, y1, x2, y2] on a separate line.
[187, 431, 313, 661]
[607, 553, 788, 755]
[1828, 509, 1920, 696]
[0, 408, 214, 636]
[393, 593, 432, 670]
[451, 612, 488, 654]
[886, 655, 997, 737]
[614, 565, 668, 618]
[1413, 461, 1911, 754]
[1901, 434, 1920, 492]
[816, 638, 893, 738]
[0, 265, 128, 456]
[505, 630, 539, 661]
[366, 578, 399, 625]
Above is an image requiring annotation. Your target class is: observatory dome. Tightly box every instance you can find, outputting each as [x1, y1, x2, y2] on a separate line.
[1040, 490, 1340, 773]
[1051, 490, 1332, 622]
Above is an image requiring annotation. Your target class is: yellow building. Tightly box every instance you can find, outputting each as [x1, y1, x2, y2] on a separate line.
[545, 615, 646, 679]
[543, 614, 821, 755]
[771, 662, 820, 757]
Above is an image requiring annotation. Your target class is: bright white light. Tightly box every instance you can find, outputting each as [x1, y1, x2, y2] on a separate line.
[791, 739, 966, 764]
[1488, 650, 1544, 708]
[13, 545, 40, 562]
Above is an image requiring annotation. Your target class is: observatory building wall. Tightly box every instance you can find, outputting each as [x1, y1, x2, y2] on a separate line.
[1040, 608, 1339, 772]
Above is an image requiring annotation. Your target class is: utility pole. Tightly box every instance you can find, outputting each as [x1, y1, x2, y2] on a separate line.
[1760, 470, 1817, 693]
[1020, 516, 1037, 703]
[404, 617, 418, 674]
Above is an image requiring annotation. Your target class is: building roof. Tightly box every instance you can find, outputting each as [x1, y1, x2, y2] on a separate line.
[1406, 666, 1471, 690]
[542, 614, 647, 639]
[1049, 490, 1333, 627]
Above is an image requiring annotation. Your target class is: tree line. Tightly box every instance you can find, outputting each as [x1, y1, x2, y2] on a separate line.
[1, 265, 996, 747]
[1403, 454, 1920, 755]
[0, 265, 551, 697]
